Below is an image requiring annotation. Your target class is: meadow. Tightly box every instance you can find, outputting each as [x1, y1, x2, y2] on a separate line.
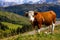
[0, 11, 60, 40]
[5, 25, 60, 40]
[1, 24, 60, 40]
[0, 11, 32, 39]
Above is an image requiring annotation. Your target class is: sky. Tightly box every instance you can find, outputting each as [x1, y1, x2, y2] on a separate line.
[0, 0, 60, 4]
[24, 0, 40, 3]
[1, 0, 24, 4]
[58, 0, 60, 2]
[0, 0, 45, 4]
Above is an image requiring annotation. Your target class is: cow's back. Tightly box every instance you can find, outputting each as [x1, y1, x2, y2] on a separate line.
[34, 11, 56, 26]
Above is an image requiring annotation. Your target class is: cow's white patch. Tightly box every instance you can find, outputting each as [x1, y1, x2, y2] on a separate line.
[28, 11, 34, 22]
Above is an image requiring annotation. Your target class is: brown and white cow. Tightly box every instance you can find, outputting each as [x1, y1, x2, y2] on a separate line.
[25, 10, 56, 34]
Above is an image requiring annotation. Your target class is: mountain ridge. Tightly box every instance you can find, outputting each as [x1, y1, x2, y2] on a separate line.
[0, 4, 60, 18]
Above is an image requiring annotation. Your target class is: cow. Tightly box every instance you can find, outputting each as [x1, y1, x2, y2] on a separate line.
[25, 10, 56, 34]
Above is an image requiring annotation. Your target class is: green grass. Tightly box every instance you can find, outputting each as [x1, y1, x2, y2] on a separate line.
[1, 22, 22, 30]
[0, 11, 31, 38]
[16, 34, 60, 40]
[0, 11, 30, 25]
[0, 11, 60, 40]
[14, 25, 60, 40]
[0, 22, 23, 38]
[0, 10, 33, 39]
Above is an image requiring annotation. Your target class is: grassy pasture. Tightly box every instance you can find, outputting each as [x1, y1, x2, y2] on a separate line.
[1, 24, 60, 40]
[0, 11, 60, 40]
[0, 11, 32, 39]
[1, 22, 22, 30]
[11, 24, 59, 40]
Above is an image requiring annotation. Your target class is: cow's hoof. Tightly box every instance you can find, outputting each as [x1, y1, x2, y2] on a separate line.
[44, 32, 48, 34]
[45, 32, 52, 34]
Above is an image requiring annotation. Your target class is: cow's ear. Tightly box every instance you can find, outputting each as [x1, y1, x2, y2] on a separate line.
[34, 12, 37, 15]
[24, 12, 28, 17]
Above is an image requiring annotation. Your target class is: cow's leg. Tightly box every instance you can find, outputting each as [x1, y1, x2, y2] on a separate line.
[32, 24, 35, 29]
[45, 23, 55, 34]
[44, 25, 51, 34]
[51, 22, 55, 34]
[51, 18, 56, 34]
[32, 23, 38, 33]
[37, 24, 42, 34]
[44, 26, 50, 34]
[31, 22, 35, 29]
[37, 29, 41, 34]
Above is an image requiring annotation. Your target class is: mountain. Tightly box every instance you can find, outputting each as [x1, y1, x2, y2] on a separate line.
[0, 4, 60, 18]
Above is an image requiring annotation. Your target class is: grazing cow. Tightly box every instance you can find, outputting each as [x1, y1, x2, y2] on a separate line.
[25, 10, 56, 34]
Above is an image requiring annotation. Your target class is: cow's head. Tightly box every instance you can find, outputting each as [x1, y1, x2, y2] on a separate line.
[24, 11, 37, 22]
[28, 11, 34, 17]
[24, 11, 37, 17]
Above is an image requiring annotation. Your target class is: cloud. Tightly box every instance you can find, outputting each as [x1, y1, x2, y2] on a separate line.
[57, 0, 60, 2]
[1, 0, 46, 4]
[3, 0, 16, 2]
[23, 0, 46, 3]
[39, 0, 46, 2]
[17, 0, 24, 4]
[27, 0, 40, 3]
[1, 0, 24, 4]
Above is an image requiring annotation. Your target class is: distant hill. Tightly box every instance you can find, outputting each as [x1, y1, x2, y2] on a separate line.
[0, 11, 29, 25]
[0, 10, 31, 32]
[0, 11, 31, 38]
[0, 4, 60, 18]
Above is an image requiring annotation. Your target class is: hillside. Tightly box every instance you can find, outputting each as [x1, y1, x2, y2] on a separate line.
[0, 11, 32, 39]
[1, 24, 60, 40]
[0, 4, 60, 18]
[0, 11, 60, 40]
[0, 4, 60, 39]
[0, 11, 29, 24]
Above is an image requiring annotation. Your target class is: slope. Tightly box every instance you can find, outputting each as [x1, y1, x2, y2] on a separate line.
[0, 11, 31, 39]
